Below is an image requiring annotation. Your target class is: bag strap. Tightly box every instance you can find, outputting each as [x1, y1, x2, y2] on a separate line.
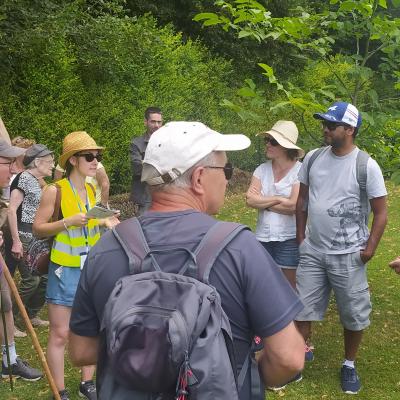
[112, 218, 150, 274]
[193, 221, 249, 284]
[306, 146, 326, 183]
[356, 149, 369, 224]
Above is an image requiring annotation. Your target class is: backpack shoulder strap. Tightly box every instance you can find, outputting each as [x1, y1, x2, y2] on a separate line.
[112, 218, 150, 274]
[306, 147, 326, 183]
[194, 221, 249, 283]
[356, 149, 370, 223]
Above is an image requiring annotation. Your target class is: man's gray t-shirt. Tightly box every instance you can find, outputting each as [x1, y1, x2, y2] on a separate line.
[298, 146, 387, 254]
[70, 210, 303, 397]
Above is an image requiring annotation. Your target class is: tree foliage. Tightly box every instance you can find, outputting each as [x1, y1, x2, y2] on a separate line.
[0, 0, 236, 192]
[195, 0, 400, 177]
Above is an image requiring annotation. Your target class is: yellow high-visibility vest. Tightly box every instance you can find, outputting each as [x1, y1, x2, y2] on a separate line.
[51, 178, 100, 267]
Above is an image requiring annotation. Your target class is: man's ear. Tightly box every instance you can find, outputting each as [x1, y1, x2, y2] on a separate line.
[191, 166, 206, 195]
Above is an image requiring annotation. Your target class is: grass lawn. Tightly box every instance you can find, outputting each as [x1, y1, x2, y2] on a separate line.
[1, 183, 400, 399]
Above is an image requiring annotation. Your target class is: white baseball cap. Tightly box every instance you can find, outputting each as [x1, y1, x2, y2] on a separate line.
[142, 121, 251, 185]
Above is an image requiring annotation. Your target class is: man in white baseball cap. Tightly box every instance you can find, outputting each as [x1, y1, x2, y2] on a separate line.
[69, 121, 305, 399]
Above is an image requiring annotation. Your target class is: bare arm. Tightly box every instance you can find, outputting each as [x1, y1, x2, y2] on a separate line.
[96, 166, 110, 205]
[258, 321, 305, 387]
[33, 185, 88, 238]
[0, 117, 11, 144]
[360, 196, 387, 263]
[269, 182, 300, 215]
[68, 332, 99, 366]
[7, 189, 24, 259]
[246, 176, 281, 210]
[295, 183, 309, 245]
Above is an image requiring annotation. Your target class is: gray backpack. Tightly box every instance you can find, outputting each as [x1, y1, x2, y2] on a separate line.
[306, 147, 370, 223]
[99, 218, 263, 400]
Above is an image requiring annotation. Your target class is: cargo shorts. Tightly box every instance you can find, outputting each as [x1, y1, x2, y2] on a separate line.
[295, 241, 371, 331]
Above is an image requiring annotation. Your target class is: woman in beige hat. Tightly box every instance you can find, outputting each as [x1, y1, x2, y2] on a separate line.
[246, 120, 304, 290]
[33, 131, 118, 400]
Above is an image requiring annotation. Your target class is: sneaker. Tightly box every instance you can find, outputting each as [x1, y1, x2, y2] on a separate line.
[53, 389, 70, 400]
[30, 317, 49, 327]
[305, 344, 314, 361]
[1, 357, 42, 381]
[14, 326, 27, 338]
[340, 365, 361, 394]
[267, 373, 302, 391]
[79, 380, 97, 400]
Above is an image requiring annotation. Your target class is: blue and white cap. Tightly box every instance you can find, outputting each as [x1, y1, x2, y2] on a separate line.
[314, 102, 362, 128]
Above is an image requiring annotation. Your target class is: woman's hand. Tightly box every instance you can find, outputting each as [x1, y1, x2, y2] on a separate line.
[11, 239, 23, 259]
[65, 213, 88, 228]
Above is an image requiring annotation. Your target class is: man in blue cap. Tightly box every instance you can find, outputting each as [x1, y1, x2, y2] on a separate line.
[295, 102, 388, 394]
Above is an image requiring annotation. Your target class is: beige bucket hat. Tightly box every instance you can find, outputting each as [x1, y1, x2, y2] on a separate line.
[59, 131, 104, 169]
[262, 120, 304, 158]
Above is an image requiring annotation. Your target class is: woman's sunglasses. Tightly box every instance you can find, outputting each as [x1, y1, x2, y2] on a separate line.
[264, 136, 280, 146]
[76, 153, 103, 162]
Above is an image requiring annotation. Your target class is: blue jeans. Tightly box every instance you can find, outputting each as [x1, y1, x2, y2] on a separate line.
[260, 238, 299, 269]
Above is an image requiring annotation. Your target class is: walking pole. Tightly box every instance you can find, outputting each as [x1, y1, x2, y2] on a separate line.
[0, 253, 61, 400]
[0, 282, 13, 390]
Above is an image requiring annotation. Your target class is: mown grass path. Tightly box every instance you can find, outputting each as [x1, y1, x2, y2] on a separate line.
[1, 184, 400, 399]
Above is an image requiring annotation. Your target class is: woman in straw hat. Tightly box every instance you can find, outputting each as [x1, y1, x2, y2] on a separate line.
[33, 131, 118, 400]
[246, 120, 304, 290]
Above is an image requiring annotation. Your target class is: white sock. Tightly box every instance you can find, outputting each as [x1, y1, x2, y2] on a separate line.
[2, 343, 17, 366]
[343, 359, 355, 369]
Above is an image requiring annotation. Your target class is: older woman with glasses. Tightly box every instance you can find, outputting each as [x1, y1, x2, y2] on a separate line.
[8, 144, 54, 330]
[33, 131, 118, 400]
[246, 121, 304, 289]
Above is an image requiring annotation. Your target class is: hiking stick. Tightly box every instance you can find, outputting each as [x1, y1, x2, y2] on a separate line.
[0, 287, 13, 390]
[0, 254, 61, 400]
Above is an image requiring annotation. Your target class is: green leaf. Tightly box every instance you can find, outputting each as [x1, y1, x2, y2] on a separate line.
[378, 0, 387, 9]
[193, 13, 218, 22]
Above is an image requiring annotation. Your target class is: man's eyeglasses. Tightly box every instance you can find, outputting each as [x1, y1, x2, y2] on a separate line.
[204, 162, 234, 180]
[264, 136, 280, 146]
[322, 121, 350, 131]
[76, 153, 103, 162]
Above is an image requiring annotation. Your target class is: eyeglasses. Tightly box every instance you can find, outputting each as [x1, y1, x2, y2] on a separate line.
[76, 153, 103, 162]
[322, 121, 350, 131]
[204, 162, 234, 180]
[0, 160, 15, 171]
[264, 137, 280, 146]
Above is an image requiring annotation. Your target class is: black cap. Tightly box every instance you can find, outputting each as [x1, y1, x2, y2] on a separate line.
[23, 144, 53, 166]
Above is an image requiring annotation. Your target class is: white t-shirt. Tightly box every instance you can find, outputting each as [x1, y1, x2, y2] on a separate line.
[253, 160, 301, 242]
[298, 146, 387, 254]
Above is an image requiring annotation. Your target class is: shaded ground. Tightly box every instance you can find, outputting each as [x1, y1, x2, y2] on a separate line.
[109, 168, 252, 220]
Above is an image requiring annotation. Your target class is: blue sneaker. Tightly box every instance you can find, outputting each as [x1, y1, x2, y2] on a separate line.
[340, 365, 361, 394]
[267, 373, 302, 391]
[305, 345, 314, 362]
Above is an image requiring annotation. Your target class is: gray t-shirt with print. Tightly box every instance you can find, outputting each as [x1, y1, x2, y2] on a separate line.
[298, 146, 387, 254]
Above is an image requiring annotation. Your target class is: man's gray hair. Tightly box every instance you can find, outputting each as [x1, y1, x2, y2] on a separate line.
[149, 152, 219, 193]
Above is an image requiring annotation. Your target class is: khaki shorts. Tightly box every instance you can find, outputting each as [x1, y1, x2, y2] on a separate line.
[295, 241, 371, 331]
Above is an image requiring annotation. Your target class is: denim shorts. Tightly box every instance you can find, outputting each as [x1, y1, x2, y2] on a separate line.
[260, 238, 299, 269]
[46, 261, 81, 307]
[295, 241, 371, 331]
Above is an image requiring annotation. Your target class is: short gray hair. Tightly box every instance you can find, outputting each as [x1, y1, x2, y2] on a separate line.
[149, 152, 219, 193]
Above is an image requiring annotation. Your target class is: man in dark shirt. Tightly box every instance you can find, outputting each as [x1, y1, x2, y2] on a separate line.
[129, 106, 163, 215]
[69, 121, 305, 399]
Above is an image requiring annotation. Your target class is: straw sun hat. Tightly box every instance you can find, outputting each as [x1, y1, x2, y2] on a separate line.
[59, 131, 104, 169]
[261, 120, 305, 158]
